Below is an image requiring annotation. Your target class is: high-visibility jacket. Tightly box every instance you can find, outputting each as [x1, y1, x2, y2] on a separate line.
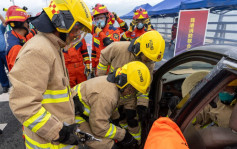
[121, 27, 148, 41]
[26, 28, 37, 41]
[116, 18, 127, 34]
[5, 29, 37, 71]
[63, 39, 89, 88]
[5, 30, 26, 71]
[91, 24, 120, 68]
[144, 117, 189, 149]
[97, 41, 155, 107]
[9, 32, 78, 149]
[73, 76, 126, 141]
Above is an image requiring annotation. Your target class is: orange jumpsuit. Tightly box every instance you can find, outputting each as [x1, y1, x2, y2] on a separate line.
[91, 24, 120, 69]
[121, 27, 149, 41]
[116, 18, 127, 34]
[63, 39, 89, 88]
[144, 117, 189, 149]
[5, 29, 37, 71]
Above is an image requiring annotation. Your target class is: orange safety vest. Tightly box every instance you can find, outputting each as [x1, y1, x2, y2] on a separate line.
[144, 117, 189, 149]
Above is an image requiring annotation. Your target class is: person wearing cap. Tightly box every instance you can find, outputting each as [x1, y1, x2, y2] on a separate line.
[96, 30, 165, 143]
[9, 0, 92, 148]
[120, 8, 153, 41]
[107, 11, 128, 34]
[73, 61, 151, 149]
[91, 4, 121, 76]
[181, 71, 236, 128]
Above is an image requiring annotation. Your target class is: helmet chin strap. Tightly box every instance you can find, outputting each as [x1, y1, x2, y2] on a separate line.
[59, 32, 67, 42]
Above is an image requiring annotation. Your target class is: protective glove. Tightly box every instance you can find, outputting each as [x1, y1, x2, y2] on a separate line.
[144, 18, 152, 31]
[84, 64, 91, 77]
[125, 109, 138, 127]
[91, 68, 96, 78]
[136, 105, 148, 121]
[128, 20, 137, 32]
[116, 130, 138, 149]
[111, 119, 120, 127]
[112, 12, 118, 20]
[73, 95, 84, 115]
[94, 25, 102, 36]
[54, 123, 80, 145]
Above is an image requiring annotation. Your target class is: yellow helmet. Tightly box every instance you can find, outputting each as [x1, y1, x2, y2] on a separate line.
[43, 0, 92, 33]
[131, 30, 165, 62]
[115, 61, 151, 94]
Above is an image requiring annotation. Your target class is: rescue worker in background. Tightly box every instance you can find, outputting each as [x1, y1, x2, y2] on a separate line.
[73, 61, 151, 149]
[144, 117, 189, 149]
[9, 0, 92, 148]
[181, 71, 236, 128]
[0, 13, 10, 93]
[63, 38, 90, 88]
[91, 4, 121, 75]
[120, 8, 153, 41]
[169, 18, 178, 47]
[97, 30, 165, 143]
[107, 11, 128, 34]
[5, 6, 37, 71]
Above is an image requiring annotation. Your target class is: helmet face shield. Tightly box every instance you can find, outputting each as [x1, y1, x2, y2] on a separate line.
[115, 74, 128, 89]
[64, 22, 88, 51]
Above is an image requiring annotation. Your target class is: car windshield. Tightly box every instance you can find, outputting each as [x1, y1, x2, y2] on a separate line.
[162, 61, 214, 83]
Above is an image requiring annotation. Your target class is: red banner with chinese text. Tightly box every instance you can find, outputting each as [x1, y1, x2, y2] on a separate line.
[174, 9, 209, 56]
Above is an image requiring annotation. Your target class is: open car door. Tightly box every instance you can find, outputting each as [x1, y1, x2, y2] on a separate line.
[144, 45, 237, 149]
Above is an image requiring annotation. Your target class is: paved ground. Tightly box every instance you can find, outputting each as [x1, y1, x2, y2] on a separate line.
[0, 86, 25, 149]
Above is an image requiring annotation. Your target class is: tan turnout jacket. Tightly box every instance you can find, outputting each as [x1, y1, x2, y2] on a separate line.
[9, 32, 77, 149]
[97, 41, 155, 107]
[73, 76, 126, 141]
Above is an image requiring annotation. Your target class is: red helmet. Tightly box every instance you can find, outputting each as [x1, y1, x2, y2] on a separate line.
[133, 8, 149, 20]
[5, 6, 28, 24]
[108, 12, 115, 25]
[92, 3, 109, 17]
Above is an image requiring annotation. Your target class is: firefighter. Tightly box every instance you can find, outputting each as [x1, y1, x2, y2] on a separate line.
[5, 6, 37, 71]
[73, 61, 151, 149]
[63, 38, 90, 88]
[107, 11, 128, 34]
[182, 71, 236, 128]
[91, 4, 121, 75]
[120, 8, 153, 41]
[96, 30, 165, 143]
[9, 0, 92, 148]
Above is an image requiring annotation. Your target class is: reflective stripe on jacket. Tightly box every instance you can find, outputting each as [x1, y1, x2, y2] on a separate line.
[97, 41, 155, 107]
[73, 76, 126, 141]
[9, 32, 77, 148]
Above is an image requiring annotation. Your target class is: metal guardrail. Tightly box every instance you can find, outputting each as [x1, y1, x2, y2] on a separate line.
[151, 14, 237, 45]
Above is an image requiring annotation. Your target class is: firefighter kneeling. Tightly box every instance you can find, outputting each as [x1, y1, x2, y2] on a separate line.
[73, 61, 151, 149]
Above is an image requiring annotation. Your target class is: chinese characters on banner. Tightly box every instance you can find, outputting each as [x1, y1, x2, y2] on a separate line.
[174, 9, 209, 56]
